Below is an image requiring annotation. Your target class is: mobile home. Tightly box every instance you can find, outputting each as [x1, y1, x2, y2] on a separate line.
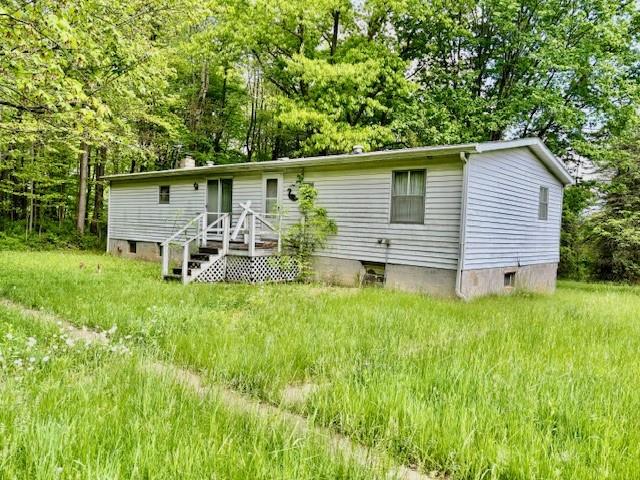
[103, 138, 573, 299]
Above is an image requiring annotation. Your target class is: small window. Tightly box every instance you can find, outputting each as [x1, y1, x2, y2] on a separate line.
[265, 178, 279, 214]
[504, 271, 516, 287]
[391, 170, 426, 224]
[159, 185, 170, 204]
[538, 186, 548, 220]
[128, 241, 137, 254]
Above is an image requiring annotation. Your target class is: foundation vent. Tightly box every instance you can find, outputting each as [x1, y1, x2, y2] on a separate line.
[504, 271, 516, 288]
[361, 262, 385, 287]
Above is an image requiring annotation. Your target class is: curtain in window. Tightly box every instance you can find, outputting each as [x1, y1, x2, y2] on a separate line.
[391, 170, 425, 223]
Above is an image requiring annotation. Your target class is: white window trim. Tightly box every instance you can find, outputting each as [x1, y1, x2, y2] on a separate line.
[262, 173, 283, 214]
[388, 168, 427, 225]
[538, 186, 549, 221]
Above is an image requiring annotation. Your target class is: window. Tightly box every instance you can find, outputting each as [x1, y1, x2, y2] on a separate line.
[391, 170, 425, 224]
[128, 241, 137, 254]
[538, 186, 548, 220]
[159, 185, 170, 204]
[265, 178, 279, 214]
[504, 271, 516, 287]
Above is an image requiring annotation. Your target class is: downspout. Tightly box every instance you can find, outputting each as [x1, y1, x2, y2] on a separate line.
[106, 181, 111, 253]
[455, 152, 470, 300]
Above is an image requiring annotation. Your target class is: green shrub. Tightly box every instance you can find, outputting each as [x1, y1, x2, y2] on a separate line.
[283, 179, 337, 280]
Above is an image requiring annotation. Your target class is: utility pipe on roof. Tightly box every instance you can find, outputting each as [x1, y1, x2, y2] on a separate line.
[455, 152, 470, 300]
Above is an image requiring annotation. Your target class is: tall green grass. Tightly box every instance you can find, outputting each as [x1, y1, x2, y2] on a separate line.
[0, 305, 375, 479]
[1, 250, 639, 478]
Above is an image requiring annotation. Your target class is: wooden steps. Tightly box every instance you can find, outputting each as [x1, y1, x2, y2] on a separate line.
[205, 240, 278, 251]
[163, 246, 222, 282]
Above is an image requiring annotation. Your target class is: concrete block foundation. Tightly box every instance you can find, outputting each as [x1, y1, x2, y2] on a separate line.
[109, 239, 162, 261]
[110, 242, 558, 300]
[460, 263, 558, 299]
[312, 256, 457, 297]
[385, 264, 457, 297]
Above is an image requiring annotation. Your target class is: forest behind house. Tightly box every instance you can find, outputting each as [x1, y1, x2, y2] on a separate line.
[1, 0, 639, 281]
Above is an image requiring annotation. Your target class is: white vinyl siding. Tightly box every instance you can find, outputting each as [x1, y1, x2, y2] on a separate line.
[462, 148, 563, 269]
[303, 161, 462, 270]
[108, 158, 464, 270]
[108, 179, 205, 243]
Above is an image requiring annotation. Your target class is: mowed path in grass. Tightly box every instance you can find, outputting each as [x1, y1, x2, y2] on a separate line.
[1, 251, 640, 479]
[0, 303, 378, 479]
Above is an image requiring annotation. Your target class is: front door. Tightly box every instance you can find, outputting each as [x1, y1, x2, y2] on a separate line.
[262, 174, 283, 215]
[207, 178, 233, 227]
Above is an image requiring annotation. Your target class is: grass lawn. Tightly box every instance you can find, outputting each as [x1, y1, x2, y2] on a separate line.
[0, 304, 376, 479]
[1, 250, 639, 479]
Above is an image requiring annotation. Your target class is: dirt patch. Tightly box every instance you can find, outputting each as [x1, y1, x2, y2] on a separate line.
[1, 299, 108, 344]
[281, 381, 321, 405]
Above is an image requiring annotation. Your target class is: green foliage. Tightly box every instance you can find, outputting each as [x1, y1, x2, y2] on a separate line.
[588, 128, 640, 282]
[284, 179, 337, 279]
[558, 183, 596, 279]
[0, 221, 104, 252]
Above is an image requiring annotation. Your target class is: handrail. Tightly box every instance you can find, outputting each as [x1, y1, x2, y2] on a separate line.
[161, 203, 284, 283]
[230, 201, 251, 241]
[229, 202, 282, 254]
[161, 212, 205, 246]
[161, 212, 230, 282]
[231, 201, 280, 239]
[183, 213, 227, 245]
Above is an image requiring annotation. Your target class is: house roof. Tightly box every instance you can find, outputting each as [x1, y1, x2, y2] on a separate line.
[103, 137, 574, 186]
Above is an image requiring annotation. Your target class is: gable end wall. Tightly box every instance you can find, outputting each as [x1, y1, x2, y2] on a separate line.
[462, 147, 563, 270]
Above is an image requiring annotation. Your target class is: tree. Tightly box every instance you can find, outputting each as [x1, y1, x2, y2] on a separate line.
[588, 127, 640, 282]
[374, 0, 639, 152]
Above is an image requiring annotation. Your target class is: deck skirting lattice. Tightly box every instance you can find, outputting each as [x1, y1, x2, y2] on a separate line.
[195, 255, 226, 283]
[196, 255, 298, 284]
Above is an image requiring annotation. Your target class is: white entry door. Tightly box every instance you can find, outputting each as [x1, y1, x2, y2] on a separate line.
[262, 174, 283, 215]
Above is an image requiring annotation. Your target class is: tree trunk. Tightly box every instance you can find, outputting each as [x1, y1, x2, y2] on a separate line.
[213, 67, 228, 153]
[330, 10, 340, 59]
[90, 146, 106, 235]
[76, 141, 89, 234]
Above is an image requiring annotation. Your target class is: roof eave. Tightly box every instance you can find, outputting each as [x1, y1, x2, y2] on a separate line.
[101, 145, 474, 182]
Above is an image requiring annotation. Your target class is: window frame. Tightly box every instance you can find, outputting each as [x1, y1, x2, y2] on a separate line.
[159, 185, 170, 205]
[538, 186, 549, 221]
[262, 173, 283, 215]
[389, 169, 427, 225]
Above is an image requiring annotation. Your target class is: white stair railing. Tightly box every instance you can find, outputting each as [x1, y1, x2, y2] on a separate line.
[160, 203, 282, 283]
[230, 202, 283, 254]
[161, 212, 230, 283]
